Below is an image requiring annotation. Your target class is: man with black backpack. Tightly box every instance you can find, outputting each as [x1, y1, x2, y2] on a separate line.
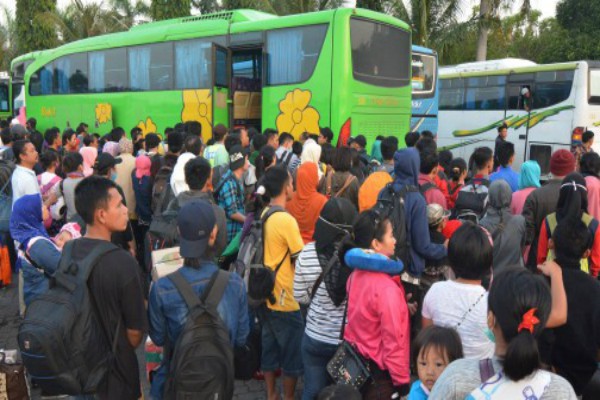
[18, 176, 146, 399]
[148, 200, 249, 399]
[454, 147, 493, 223]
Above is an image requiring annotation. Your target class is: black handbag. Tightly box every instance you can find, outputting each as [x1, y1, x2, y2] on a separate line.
[326, 282, 372, 389]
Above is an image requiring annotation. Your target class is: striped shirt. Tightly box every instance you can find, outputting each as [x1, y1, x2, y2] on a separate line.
[294, 242, 345, 346]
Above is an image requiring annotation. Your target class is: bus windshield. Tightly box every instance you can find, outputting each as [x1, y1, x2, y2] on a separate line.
[350, 18, 411, 88]
[412, 52, 436, 97]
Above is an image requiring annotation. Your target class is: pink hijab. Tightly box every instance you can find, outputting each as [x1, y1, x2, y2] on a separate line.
[79, 147, 97, 177]
[135, 155, 152, 180]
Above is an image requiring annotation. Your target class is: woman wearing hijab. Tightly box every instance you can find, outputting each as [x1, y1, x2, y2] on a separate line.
[293, 197, 357, 399]
[79, 146, 97, 177]
[580, 152, 600, 220]
[132, 155, 153, 227]
[287, 162, 328, 244]
[10, 194, 62, 306]
[102, 141, 120, 157]
[511, 160, 541, 215]
[300, 139, 323, 180]
[480, 180, 526, 271]
[537, 173, 600, 277]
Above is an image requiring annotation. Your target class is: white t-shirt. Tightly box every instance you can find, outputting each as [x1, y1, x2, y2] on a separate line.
[422, 280, 494, 360]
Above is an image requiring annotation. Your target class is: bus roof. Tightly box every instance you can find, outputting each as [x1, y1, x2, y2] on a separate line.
[28, 7, 410, 69]
[11, 51, 42, 68]
[440, 58, 580, 79]
[412, 45, 436, 56]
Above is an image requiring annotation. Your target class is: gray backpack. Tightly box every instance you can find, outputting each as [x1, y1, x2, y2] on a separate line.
[164, 270, 234, 399]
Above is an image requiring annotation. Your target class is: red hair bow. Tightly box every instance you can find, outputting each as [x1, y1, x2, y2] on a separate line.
[517, 308, 540, 334]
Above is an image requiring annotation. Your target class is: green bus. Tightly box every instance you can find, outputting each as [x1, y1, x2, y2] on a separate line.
[23, 8, 412, 147]
[9, 51, 40, 123]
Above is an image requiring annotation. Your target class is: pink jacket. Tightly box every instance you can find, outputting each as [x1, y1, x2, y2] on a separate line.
[418, 174, 448, 209]
[511, 187, 535, 215]
[343, 270, 410, 386]
[586, 176, 600, 221]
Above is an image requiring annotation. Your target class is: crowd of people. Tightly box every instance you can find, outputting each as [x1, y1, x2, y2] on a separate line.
[0, 115, 599, 400]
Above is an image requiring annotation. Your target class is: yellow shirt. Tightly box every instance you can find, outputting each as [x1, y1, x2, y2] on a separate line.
[262, 208, 304, 312]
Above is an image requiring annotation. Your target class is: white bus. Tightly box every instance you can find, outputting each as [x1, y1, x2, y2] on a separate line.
[438, 58, 600, 178]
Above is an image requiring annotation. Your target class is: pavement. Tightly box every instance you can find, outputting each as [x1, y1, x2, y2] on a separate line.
[0, 273, 303, 399]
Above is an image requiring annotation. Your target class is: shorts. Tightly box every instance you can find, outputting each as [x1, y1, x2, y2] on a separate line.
[260, 308, 304, 377]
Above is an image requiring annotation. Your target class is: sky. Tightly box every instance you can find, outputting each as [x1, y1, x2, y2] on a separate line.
[3, 0, 561, 20]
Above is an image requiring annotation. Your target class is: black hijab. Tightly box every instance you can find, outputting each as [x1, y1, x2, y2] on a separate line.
[312, 198, 358, 307]
[556, 173, 588, 222]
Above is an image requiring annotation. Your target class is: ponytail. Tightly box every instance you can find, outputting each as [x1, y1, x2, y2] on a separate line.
[503, 331, 540, 381]
[448, 158, 467, 182]
[488, 268, 551, 382]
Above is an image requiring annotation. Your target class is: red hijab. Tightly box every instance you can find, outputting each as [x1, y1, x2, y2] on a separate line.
[287, 162, 328, 244]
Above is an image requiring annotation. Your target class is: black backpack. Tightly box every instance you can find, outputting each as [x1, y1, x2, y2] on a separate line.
[164, 270, 234, 399]
[372, 184, 417, 271]
[453, 179, 490, 223]
[230, 206, 285, 307]
[18, 240, 121, 395]
[151, 164, 175, 216]
[419, 181, 437, 197]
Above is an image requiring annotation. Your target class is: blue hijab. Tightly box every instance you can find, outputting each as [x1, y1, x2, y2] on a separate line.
[10, 194, 49, 250]
[519, 160, 541, 190]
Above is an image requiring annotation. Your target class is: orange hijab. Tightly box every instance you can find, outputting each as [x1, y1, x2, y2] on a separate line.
[287, 162, 328, 244]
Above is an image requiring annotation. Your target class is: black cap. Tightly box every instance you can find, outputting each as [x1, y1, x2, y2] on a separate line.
[229, 144, 248, 170]
[351, 135, 367, 148]
[94, 152, 122, 172]
[178, 201, 216, 258]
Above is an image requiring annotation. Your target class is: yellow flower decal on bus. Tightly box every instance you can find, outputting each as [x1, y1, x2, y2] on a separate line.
[137, 117, 157, 136]
[276, 89, 320, 139]
[181, 89, 212, 142]
[95, 103, 112, 125]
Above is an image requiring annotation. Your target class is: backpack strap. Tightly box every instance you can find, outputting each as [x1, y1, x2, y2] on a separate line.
[334, 174, 356, 197]
[168, 270, 202, 310]
[201, 270, 229, 310]
[479, 358, 495, 383]
[419, 182, 437, 196]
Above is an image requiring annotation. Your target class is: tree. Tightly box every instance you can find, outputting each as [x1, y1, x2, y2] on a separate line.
[40, 0, 128, 43]
[151, 0, 191, 21]
[0, 5, 17, 70]
[110, 0, 150, 28]
[15, 0, 58, 55]
[475, 0, 531, 61]
[356, 0, 384, 12]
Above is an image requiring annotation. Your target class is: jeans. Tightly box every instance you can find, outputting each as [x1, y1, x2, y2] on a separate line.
[260, 308, 304, 377]
[301, 333, 338, 400]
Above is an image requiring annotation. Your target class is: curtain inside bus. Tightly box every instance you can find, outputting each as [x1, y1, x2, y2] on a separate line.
[129, 47, 151, 90]
[267, 29, 302, 84]
[55, 57, 71, 94]
[175, 40, 211, 89]
[89, 52, 105, 92]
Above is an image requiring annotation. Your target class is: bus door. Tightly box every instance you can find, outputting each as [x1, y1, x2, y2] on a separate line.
[213, 44, 231, 129]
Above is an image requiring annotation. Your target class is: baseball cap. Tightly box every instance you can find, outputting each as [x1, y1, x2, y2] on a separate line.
[178, 201, 216, 258]
[427, 203, 451, 227]
[229, 144, 248, 170]
[94, 152, 122, 172]
[349, 135, 367, 148]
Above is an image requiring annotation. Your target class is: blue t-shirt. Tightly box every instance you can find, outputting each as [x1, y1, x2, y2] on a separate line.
[408, 380, 429, 400]
[490, 166, 520, 192]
